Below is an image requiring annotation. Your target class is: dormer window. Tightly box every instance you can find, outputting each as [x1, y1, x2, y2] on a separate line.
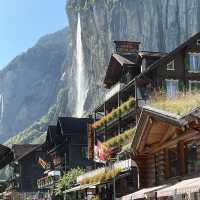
[167, 60, 175, 71]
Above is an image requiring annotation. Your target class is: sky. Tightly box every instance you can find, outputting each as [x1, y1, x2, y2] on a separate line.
[0, 0, 68, 69]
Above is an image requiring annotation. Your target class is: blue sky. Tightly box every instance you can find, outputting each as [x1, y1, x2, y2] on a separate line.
[0, 0, 68, 69]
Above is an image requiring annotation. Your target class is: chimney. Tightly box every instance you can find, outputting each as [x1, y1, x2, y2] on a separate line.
[114, 41, 140, 54]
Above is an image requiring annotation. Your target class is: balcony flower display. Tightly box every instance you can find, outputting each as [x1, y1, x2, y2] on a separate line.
[93, 97, 135, 129]
[80, 167, 122, 185]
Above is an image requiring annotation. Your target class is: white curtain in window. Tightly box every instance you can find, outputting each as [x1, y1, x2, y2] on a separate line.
[189, 53, 200, 72]
[166, 80, 178, 99]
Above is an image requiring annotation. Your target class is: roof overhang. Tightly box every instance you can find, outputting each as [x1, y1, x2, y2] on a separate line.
[104, 54, 136, 88]
[131, 106, 200, 155]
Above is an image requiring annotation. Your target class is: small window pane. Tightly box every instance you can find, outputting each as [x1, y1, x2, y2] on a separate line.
[167, 60, 175, 70]
[189, 81, 200, 92]
[165, 80, 178, 99]
[188, 53, 200, 72]
[168, 148, 178, 177]
[185, 142, 197, 174]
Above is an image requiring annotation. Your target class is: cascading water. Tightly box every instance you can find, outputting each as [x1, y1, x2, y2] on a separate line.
[75, 13, 88, 118]
[0, 94, 4, 123]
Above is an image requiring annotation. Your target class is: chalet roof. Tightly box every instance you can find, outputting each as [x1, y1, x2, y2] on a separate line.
[0, 144, 11, 158]
[12, 144, 39, 160]
[137, 32, 200, 79]
[46, 125, 59, 145]
[57, 117, 93, 136]
[131, 106, 200, 154]
[0, 145, 13, 169]
[16, 144, 43, 161]
[138, 51, 167, 58]
[112, 53, 135, 66]
[104, 53, 137, 88]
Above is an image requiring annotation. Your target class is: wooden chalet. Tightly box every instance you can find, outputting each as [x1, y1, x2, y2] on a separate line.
[0, 144, 46, 200]
[116, 106, 200, 200]
[136, 32, 200, 100]
[37, 117, 93, 199]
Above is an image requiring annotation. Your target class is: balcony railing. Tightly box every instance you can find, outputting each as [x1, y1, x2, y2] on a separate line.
[37, 171, 60, 189]
[105, 83, 125, 102]
[93, 97, 135, 130]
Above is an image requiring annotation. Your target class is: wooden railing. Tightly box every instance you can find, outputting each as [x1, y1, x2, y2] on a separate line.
[37, 175, 59, 189]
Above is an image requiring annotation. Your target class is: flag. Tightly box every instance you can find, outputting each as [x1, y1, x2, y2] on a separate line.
[38, 157, 47, 170]
[96, 140, 112, 161]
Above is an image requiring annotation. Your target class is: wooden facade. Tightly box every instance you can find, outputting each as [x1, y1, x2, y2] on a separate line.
[137, 32, 200, 99]
[46, 117, 93, 172]
[131, 107, 200, 189]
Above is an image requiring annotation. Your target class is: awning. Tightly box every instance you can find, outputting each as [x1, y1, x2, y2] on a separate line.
[157, 177, 200, 197]
[119, 185, 167, 200]
[64, 182, 100, 194]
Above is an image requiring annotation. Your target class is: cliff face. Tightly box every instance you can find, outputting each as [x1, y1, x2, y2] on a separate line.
[66, 0, 200, 115]
[0, 28, 69, 142]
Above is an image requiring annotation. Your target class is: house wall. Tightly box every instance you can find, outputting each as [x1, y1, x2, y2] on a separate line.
[135, 128, 200, 189]
[19, 149, 45, 192]
[154, 36, 200, 91]
[134, 156, 156, 188]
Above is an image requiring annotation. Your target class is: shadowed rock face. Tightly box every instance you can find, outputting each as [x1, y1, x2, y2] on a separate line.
[0, 28, 69, 142]
[66, 0, 200, 115]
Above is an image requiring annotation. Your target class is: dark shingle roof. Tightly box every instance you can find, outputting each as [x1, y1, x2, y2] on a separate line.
[57, 117, 93, 136]
[0, 144, 13, 169]
[12, 144, 39, 160]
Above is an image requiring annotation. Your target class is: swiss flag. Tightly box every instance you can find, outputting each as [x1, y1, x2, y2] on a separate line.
[96, 140, 112, 161]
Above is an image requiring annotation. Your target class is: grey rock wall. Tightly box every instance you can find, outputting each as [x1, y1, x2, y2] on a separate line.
[0, 28, 69, 142]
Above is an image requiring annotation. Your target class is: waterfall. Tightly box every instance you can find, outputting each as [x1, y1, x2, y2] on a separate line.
[75, 13, 88, 118]
[0, 94, 4, 123]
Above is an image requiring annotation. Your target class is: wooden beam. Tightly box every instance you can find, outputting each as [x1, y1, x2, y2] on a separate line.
[159, 126, 177, 145]
[138, 116, 153, 153]
[144, 129, 199, 154]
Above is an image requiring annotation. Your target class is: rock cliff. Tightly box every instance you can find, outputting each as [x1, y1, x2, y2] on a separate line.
[0, 28, 69, 142]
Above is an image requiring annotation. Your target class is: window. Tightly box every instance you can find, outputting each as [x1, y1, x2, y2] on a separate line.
[167, 60, 175, 70]
[165, 79, 178, 99]
[168, 148, 178, 177]
[189, 80, 200, 92]
[185, 142, 197, 174]
[188, 53, 200, 72]
[197, 39, 200, 46]
[81, 146, 88, 159]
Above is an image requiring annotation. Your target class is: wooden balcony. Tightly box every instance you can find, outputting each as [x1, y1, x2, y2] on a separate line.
[37, 174, 60, 189]
[93, 97, 136, 133]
